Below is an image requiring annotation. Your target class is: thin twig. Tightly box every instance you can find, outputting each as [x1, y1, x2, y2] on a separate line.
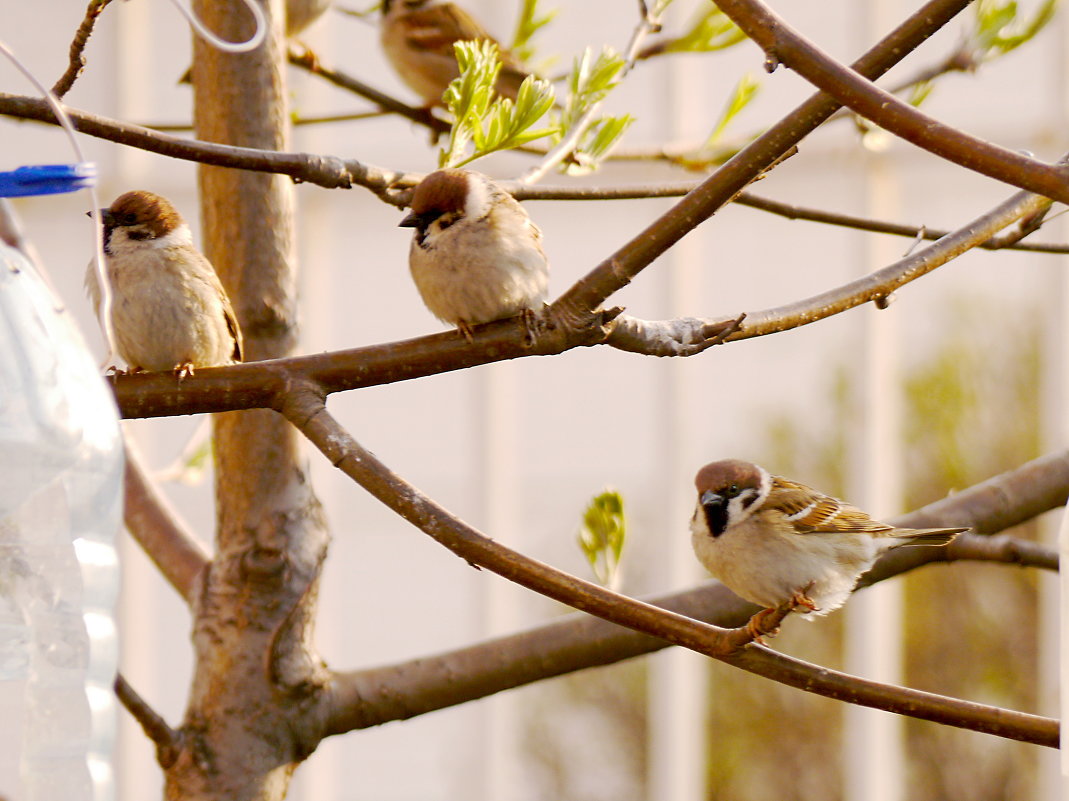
[52, 0, 115, 98]
[140, 110, 395, 132]
[114, 673, 181, 768]
[508, 182, 1069, 254]
[711, 0, 1069, 203]
[731, 192, 1069, 254]
[284, 391, 1057, 747]
[519, 3, 666, 184]
[288, 45, 450, 136]
[720, 184, 1054, 341]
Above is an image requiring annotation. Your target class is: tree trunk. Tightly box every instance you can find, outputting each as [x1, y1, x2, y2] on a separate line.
[168, 2, 330, 797]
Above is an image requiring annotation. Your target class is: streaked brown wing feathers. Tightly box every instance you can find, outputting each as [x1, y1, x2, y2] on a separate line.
[769, 477, 892, 535]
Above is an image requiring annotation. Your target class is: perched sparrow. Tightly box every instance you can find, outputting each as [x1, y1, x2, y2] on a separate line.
[690, 459, 966, 632]
[399, 169, 549, 341]
[85, 190, 243, 376]
[381, 0, 533, 106]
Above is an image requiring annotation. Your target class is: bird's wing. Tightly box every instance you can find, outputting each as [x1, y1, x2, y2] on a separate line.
[405, 5, 530, 75]
[768, 476, 894, 535]
[403, 4, 498, 53]
[224, 298, 243, 363]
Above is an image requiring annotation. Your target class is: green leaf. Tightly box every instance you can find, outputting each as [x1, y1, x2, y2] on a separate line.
[442, 40, 559, 167]
[972, 0, 1058, 58]
[907, 79, 935, 108]
[706, 73, 761, 145]
[511, 0, 558, 64]
[577, 489, 628, 587]
[664, 6, 747, 53]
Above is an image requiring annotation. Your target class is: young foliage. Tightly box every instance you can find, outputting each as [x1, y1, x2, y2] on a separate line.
[675, 73, 761, 171]
[553, 46, 634, 175]
[661, 5, 747, 53]
[440, 41, 632, 173]
[577, 489, 628, 590]
[971, 0, 1058, 59]
[439, 40, 556, 169]
[510, 0, 557, 66]
[707, 73, 761, 145]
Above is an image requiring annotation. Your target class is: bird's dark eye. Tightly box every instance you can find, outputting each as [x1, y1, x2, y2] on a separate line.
[119, 213, 138, 226]
[434, 210, 462, 231]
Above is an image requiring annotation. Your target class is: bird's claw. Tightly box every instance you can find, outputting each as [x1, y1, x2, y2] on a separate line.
[456, 321, 476, 344]
[521, 307, 542, 346]
[745, 608, 783, 643]
[173, 362, 195, 380]
[789, 585, 819, 613]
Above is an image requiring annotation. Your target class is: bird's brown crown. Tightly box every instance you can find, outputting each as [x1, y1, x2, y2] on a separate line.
[106, 190, 183, 238]
[694, 459, 763, 493]
[409, 169, 471, 217]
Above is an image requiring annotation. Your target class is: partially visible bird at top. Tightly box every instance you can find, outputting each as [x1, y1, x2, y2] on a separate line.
[86, 190, 243, 377]
[380, 0, 535, 106]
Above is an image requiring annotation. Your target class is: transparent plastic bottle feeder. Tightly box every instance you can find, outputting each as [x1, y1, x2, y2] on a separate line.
[0, 167, 123, 801]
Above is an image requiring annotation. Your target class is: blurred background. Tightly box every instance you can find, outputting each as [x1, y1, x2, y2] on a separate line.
[0, 0, 1065, 798]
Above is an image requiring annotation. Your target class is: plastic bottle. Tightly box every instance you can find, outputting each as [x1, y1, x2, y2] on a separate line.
[0, 227, 123, 800]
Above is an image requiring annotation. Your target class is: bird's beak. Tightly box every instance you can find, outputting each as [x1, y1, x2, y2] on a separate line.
[398, 210, 419, 228]
[88, 209, 115, 227]
[700, 490, 724, 510]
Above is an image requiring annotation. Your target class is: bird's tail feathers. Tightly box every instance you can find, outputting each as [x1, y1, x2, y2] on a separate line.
[897, 527, 968, 547]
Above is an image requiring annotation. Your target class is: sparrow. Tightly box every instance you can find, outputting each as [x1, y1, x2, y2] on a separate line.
[399, 169, 549, 342]
[690, 459, 966, 634]
[85, 190, 243, 376]
[380, 0, 534, 106]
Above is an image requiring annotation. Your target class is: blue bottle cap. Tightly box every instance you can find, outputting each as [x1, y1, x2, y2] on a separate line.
[0, 163, 96, 197]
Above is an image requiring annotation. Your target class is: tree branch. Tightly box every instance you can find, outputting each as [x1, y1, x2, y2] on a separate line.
[288, 44, 450, 136]
[0, 94, 411, 197]
[550, 0, 974, 320]
[510, 183, 1069, 254]
[123, 440, 210, 604]
[859, 448, 1069, 587]
[114, 673, 181, 768]
[710, 0, 1069, 203]
[283, 389, 1058, 748]
[605, 312, 745, 356]
[52, 0, 116, 98]
[8, 85, 1065, 256]
[108, 176, 1046, 420]
[719, 184, 1052, 341]
[321, 449, 1064, 732]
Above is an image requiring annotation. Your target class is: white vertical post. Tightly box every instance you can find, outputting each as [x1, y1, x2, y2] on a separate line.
[1038, 10, 1069, 801]
[1060, 504, 1069, 798]
[843, 149, 904, 801]
[475, 362, 521, 801]
[646, 53, 709, 801]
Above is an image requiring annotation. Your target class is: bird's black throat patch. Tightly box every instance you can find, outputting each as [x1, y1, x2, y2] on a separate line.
[701, 493, 729, 537]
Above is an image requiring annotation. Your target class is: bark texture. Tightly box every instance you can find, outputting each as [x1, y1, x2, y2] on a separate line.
[168, 1, 330, 798]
